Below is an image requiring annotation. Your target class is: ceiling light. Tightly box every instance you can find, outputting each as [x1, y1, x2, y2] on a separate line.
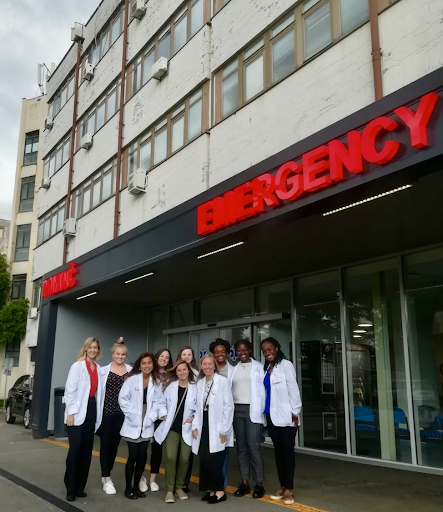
[353, 335, 362, 338]
[358, 323, 373, 327]
[125, 272, 154, 284]
[197, 241, 244, 259]
[322, 185, 412, 217]
[353, 330, 366, 333]
[76, 291, 97, 300]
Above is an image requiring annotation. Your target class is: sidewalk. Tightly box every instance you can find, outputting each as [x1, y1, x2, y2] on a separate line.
[0, 412, 442, 512]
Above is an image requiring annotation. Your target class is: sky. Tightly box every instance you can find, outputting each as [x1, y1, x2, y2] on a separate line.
[0, 0, 100, 220]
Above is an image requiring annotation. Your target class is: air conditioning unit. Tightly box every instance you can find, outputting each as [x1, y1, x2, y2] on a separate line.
[132, 0, 147, 20]
[71, 23, 85, 43]
[63, 218, 77, 237]
[81, 133, 93, 150]
[151, 57, 168, 80]
[128, 168, 147, 195]
[45, 117, 54, 130]
[28, 308, 38, 320]
[84, 62, 94, 81]
[41, 177, 51, 189]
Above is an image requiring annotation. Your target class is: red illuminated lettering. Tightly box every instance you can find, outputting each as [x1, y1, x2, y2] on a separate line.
[42, 262, 79, 298]
[394, 91, 438, 149]
[252, 174, 280, 213]
[275, 161, 303, 201]
[303, 145, 330, 193]
[197, 201, 215, 236]
[234, 182, 256, 221]
[361, 116, 400, 164]
[329, 131, 363, 182]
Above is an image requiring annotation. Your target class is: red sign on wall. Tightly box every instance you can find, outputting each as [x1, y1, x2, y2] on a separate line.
[197, 92, 439, 236]
[42, 262, 79, 298]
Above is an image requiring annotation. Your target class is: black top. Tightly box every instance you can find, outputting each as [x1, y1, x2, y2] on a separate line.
[104, 371, 127, 415]
[143, 386, 148, 405]
[170, 386, 187, 434]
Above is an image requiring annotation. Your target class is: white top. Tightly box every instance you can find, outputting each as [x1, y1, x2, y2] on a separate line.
[229, 359, 265, 425]
[267, 359, 302, 427]
[232, 362, 252, 404]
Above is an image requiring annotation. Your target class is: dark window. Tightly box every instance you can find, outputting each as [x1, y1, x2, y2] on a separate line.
[5, 339, 21, 367]
[11, 274, 27, 300]
[19, 177, 35, 213]
[15, 224, 31, 262]
[24, 131, 39, 165]
[30, 347, 37, 363]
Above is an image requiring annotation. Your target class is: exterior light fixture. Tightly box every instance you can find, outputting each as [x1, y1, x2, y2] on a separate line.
[76, 292, 97, 300]
[197, 241, 244, 260]
[125, 272, 154, 284]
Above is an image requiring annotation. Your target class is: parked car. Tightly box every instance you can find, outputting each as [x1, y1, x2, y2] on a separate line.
[5, 374, 33, 429]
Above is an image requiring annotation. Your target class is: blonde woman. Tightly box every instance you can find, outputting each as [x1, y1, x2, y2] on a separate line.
[192, 354, 234, 504]
[64, 337, 102, 502]
[97, 338, 132, 494]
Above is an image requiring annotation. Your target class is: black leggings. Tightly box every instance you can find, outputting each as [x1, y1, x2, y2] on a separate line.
[100, 413, 124, 477]
[126, 441, 150, 493]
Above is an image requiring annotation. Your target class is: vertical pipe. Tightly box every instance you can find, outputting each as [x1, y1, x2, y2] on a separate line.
[63, 42, 82, 264]
[114, 0, 129, 239]
[368, 0, 383, 101]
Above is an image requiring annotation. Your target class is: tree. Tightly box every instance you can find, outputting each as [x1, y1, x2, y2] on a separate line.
[0, 299, 29, 348]
[0, 254, 10, 310]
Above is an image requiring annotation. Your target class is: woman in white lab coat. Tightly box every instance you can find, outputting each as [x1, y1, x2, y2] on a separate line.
[261, 337, 301, 506]
[64, 337, 102, 502]
[192, 354, 234, 504]
[96, 337, 132, 495]
[155, 360, 197, 503]
[118, 352, 160, 500]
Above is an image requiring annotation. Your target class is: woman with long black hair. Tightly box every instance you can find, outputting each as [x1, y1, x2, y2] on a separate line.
[119, 352, 160, 499]
[260, 337, 301, 506]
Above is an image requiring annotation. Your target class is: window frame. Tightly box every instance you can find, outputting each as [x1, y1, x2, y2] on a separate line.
[14, 224, 31, 262]
[23, 131, 39, 166]
[11, 274, 27, 300]
[19, 177, 35, 213]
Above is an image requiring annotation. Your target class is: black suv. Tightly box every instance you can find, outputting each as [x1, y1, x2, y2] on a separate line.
[5, 375, 33, 429]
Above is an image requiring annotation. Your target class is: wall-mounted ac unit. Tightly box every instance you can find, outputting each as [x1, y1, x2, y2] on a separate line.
[132, 0, 147, 20]
[41, 177, 51, 189]
[28, 308, 38, 320]
[151, 57, 168, 80]
[128, 168, 147, 195]
[84, 62, 94, 81]
[71, 23, 85, 43]
[45, 117, 54, 130]
[81, 133, 93, 150]
[63, 218, 77, 237]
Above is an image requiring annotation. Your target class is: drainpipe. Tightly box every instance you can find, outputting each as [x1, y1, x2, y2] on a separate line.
[63, 41, 82, 264]
[114, 0, 129, 239]
[368, 0, 383, 101]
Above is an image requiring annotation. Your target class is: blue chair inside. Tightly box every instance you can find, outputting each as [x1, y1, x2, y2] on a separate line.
[354, 406, 377, 433]
[393, 407, 409, 437]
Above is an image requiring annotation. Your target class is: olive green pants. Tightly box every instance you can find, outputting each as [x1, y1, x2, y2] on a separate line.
[164, 430, 192, 492]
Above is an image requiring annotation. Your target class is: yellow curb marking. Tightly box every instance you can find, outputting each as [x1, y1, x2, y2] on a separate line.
[42, 438, 329, 512]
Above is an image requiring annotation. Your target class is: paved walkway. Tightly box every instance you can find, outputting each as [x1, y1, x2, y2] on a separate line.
[0, 413, 442, 512]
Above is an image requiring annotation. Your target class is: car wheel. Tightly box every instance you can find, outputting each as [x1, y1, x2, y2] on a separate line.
[23, 407, 31, 429]
[6, 404, 16, 424]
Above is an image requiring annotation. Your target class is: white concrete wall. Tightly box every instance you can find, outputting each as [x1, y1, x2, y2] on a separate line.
[42, 97, 74, 159]
[37, 163, 69, 218]
[119, 133, 210, 234]
[32, 233, 64, 280]
[380, 0, 443, 96]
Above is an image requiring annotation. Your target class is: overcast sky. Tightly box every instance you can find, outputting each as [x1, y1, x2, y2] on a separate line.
[0, 0, 100, 219]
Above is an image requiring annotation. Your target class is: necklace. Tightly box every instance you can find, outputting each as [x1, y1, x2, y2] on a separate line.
[240, 361, 251, 369]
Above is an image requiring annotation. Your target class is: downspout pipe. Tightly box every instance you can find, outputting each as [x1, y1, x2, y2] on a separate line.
[114, 0, 129, 239]
[63, 41, 82, 264]
[368, 0, 383, 101]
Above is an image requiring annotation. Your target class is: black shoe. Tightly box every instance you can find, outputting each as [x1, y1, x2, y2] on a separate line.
[125, 490, 138, 500]
[252, 485, 265, 499]
[182, 486, 190, 493]
[201, 492, 211, 501]
[76, 491, 87, 498]
[66, 494, 76, 502]
[234, 483, 250, 497]
[136, 491, 146, 498]
[208, 493, 227, 504]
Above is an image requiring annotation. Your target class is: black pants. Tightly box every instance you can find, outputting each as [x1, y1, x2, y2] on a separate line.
[150, 419, 162, 474]
[199, 411, 225, 491]
[126, 440, 150, 493]
[64, 396, 96, 495]
[266, 414, 297, 490]
[99, 413, 124, 477]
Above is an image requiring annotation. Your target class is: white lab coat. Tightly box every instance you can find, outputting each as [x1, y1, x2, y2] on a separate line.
[229, 359, 265, 425]
[95, 362, 132, 431]
[118, 373, 160, 439]
[154, 381, 197, 446]
[266, 359, 302, 427]
[64, 360, 102, 427]
[192, 373, 234, 455]
[219, 362, 234, 380]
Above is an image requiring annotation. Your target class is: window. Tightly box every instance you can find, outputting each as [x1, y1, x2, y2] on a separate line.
[37, 201, 65, 245]
[174, 7, 188, 54]
[272, 15, 296, 82]
[158, 25, 171, 59]
[221, 60, 238, 119]
[14, 224, 31, 262]
[340, 0, 369, 34]
[23, 131, 39, 165]
[5, 339, 20, 367]
[304, 0, 331, 59]
[44, 135, 71, 178]
[191, 0, 204, 37]
[19, 177, 35, 213]
[122, 85, 207, 186]
[48, 74, 75, 119]
[214, 0, 231, 14]
[244, 39, 265, 101]
[11, 275, 27, 300]
[32, 278, 42, 309]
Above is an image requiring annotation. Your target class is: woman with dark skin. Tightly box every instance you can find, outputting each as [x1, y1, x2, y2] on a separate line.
[261, 337, 301, 506]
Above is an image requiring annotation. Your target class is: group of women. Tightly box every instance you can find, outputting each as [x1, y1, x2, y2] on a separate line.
[63, 335, 301, 506]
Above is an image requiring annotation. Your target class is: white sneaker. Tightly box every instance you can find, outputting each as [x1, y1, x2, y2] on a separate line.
[139, 476, 149, 492]
[165, 492, 175, 503]
[103, 480, 117, 495]
[150, 481, 160, 492]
